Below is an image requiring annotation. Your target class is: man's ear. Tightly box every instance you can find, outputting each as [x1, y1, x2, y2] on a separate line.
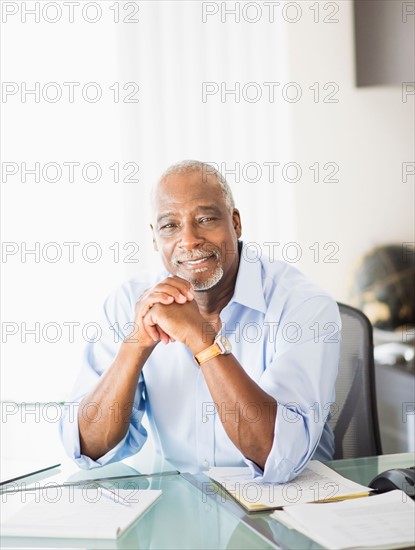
[232, 209, 242, 239]
[150, 224, 158, 251]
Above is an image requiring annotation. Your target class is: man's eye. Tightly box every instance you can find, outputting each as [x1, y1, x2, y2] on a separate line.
[199, 217, 216, 223]
[160, 223, 177, 231]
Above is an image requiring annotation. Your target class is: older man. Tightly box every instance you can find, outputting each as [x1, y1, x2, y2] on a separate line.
[60, 160, 340, 482]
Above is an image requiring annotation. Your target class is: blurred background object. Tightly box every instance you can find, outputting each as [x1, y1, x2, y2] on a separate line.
[354, 0, 415, 86]
[349, 243, 415, 453]
[349, 243, 415, 336]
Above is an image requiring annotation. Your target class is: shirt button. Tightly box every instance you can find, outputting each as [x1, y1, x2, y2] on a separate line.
[202, 415, 208, 423]
[202, 459, 210, 468]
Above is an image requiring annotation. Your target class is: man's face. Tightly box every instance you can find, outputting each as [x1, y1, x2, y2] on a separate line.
[151, 170, 242, 291]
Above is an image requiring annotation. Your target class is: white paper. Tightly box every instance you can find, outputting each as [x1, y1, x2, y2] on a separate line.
[272, 490, 415, 550]
[1, 487, 162, 539]
[206, 461, 371, 509]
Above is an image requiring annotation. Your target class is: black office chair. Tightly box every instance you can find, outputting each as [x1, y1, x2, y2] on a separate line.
[328, 303, 382, 459]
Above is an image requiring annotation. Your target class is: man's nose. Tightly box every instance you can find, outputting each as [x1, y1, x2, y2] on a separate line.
[178, 222, 205, 249]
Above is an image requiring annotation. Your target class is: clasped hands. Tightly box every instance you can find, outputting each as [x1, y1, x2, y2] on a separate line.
[133, 276, 214, 351]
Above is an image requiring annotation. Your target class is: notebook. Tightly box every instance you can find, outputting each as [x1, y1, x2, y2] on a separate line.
[1, 486, 162, 539]
[206, 460, 372, 511]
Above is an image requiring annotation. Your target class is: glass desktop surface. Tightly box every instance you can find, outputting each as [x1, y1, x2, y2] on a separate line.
[1, 452, 273, 550]
[185, 452, 415, 550]
[327, 452, 414, 486]
[1, 453, 413, 550]
[1, 473, 273, 550]
[255, 452, 414, 550]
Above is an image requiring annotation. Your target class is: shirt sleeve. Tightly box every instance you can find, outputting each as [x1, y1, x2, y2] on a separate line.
[59, 285, 148, 469]
[244, 295, 341, 483]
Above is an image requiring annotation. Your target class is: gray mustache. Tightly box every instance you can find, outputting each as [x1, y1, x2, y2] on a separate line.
[173, 249, 219, 264]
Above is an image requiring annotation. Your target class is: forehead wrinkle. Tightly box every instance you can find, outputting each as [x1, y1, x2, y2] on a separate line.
[156, 211, 176, 223]
[156, 195, 224, 213]
[157, 203, 223, 219]
[153, 175, 228, 222]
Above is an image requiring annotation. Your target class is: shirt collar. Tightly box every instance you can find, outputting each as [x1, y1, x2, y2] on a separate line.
[229, 243, 267, 314]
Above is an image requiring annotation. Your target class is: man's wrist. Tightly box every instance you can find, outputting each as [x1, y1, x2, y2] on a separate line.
[186, 325, 216, 355]
[119, 338, 156, 365]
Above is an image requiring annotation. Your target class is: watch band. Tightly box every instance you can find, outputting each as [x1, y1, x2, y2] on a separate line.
[194, 342, 222, 366]
[194, 335, 232, 366]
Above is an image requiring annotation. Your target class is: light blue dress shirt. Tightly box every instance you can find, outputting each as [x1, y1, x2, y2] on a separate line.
[60, 243, 341, 483]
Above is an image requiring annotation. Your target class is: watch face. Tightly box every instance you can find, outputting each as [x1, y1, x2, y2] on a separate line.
[217, 335, 232, 354]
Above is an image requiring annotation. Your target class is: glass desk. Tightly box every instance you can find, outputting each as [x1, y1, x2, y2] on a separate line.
[1, 453, 413, 549]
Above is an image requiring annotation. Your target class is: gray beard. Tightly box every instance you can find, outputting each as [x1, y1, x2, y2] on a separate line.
[172, 247, 224, 291]
[177, 264, 224, 291]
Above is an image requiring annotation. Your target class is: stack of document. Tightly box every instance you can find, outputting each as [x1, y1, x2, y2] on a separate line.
[206, 461, 414, 549]
[271, 490, 414, 550]
[206, 461, 372, 511]
[1, 486, 162, 539]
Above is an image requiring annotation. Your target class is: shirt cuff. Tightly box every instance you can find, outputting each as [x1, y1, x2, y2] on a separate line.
[59, 402, 128, 469]
[243, 404, 315, 483]
[76, 434, 130, 469]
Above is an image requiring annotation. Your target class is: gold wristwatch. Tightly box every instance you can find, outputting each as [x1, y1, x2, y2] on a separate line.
[194, 334, 232, 366]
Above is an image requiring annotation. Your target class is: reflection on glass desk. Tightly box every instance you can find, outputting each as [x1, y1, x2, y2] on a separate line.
[1, 453, 413, 549]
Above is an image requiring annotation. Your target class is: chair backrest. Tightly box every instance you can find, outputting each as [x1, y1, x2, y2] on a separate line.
[328, 303, 382, 459]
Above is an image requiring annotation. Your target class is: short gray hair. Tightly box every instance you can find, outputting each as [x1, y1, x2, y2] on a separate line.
[157, 160, 235, 213]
